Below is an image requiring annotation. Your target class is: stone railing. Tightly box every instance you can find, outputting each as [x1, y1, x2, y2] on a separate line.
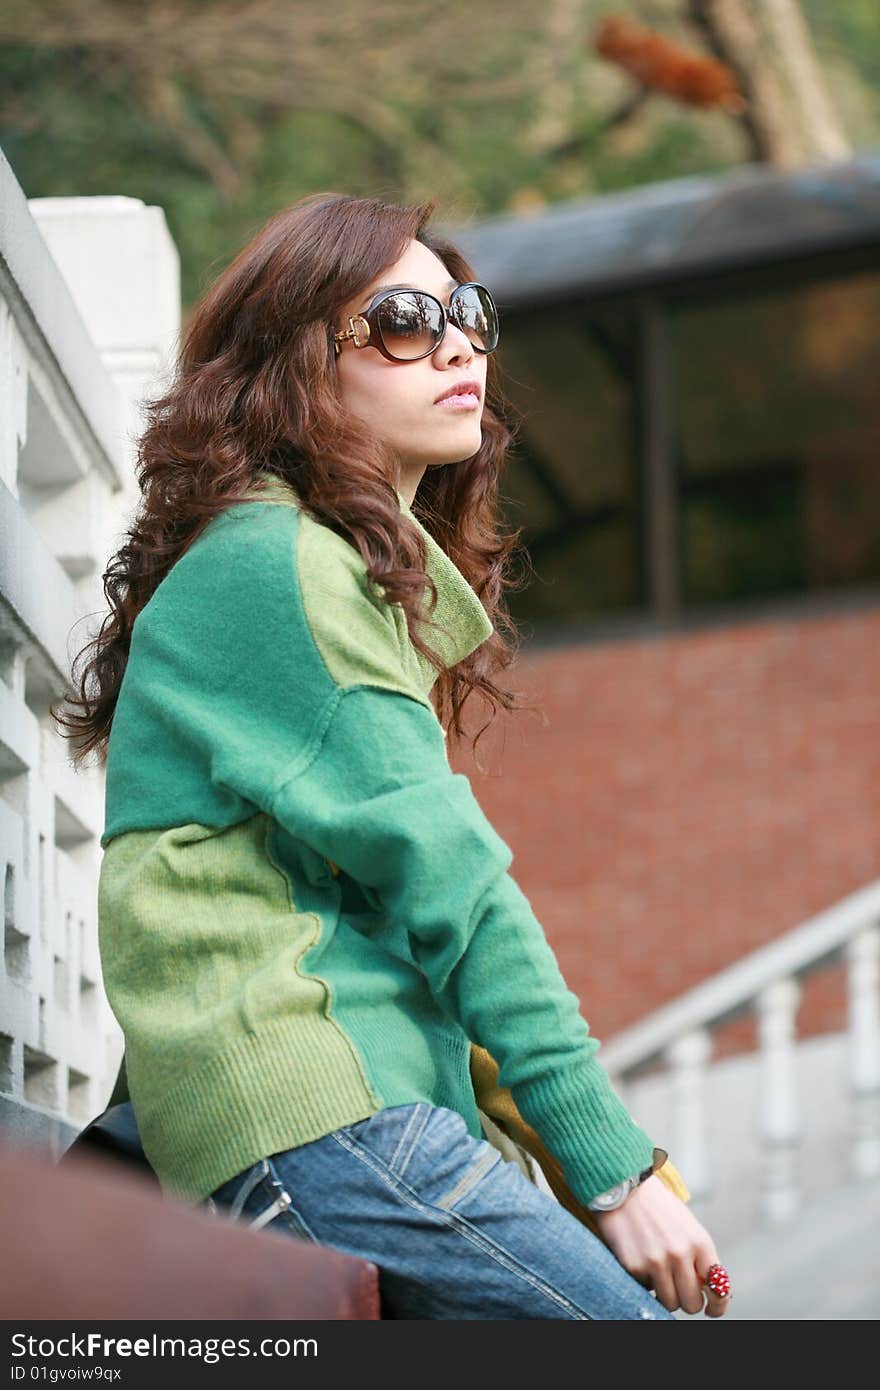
[0, 149, 179, 1150]
[601, 879, 880, 1224]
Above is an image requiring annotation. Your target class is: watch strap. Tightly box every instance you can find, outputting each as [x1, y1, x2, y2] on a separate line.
[637, 1147, 667, 1184]
[586, 1146, 670, 1211]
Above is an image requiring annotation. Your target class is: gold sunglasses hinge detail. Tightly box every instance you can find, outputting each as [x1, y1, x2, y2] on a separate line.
[333, 315, 370, 355]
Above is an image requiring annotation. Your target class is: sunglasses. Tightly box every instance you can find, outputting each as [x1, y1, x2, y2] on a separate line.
[333, 281, 500, 363]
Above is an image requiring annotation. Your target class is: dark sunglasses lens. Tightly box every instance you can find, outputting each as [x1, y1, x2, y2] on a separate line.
[376, 292, 444, 360]
[451, 285, 499, 353]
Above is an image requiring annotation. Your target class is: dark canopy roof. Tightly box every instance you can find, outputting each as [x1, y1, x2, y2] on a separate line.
[443, 153, 880, 309]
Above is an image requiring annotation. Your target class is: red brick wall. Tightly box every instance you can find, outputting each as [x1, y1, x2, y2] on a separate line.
[452, 603, 880, 1061]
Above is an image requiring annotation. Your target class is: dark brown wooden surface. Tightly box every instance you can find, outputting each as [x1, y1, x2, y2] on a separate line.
[0, 1138, 380, 1320]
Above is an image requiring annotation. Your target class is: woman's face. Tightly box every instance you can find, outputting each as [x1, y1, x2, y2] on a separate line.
[333, 238, 487, 501]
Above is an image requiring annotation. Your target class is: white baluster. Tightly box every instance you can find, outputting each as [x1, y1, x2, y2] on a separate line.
[845, 922, 880, 1180]
[756, 976, 802, 1223]
[663, 1029, 713, 1199]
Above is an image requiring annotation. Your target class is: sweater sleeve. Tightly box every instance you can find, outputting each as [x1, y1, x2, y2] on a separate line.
[267, 564, 655, 1205]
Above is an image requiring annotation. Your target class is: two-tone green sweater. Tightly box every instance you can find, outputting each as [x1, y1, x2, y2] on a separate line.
[97, 472, 655, 1204]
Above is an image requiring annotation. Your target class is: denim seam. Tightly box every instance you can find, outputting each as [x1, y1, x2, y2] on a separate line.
[261, 1159, 320, 1242]
[329, 1127, 592, 1319]
[435, 1144, 502, 1211]
[269, 1203, 317, 1243]
[387, 1102, 432, 1180]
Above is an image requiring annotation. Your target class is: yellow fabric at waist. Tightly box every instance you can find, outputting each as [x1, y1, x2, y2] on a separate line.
[469, 1043, 691, 1240]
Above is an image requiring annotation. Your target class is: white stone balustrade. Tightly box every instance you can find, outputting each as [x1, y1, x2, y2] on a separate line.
[601, 884, 880, 1227]
[664, 1028, 713, 1199]
[756, 976, 802, 1223]
[0, 149, 180, 1150]
[846, 923, 880, 1180]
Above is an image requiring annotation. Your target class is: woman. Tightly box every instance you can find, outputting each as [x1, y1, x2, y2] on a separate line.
[54, 191, 729, 1321]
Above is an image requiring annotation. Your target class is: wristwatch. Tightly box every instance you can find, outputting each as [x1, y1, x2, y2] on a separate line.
[586, 1147, 668, 1212]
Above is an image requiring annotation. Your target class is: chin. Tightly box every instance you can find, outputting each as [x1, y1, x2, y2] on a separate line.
[426, 449, 481, 469]
[434, 435, 484, 467]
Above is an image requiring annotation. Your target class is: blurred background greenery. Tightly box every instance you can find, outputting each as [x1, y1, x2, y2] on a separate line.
[3, 1, 879, 312]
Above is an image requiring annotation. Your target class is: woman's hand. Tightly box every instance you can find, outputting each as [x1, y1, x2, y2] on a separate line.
[593, 1175, 731, 1317]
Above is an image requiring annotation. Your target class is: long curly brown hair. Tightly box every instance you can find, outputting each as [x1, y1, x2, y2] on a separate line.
[51, 191, 538, 770]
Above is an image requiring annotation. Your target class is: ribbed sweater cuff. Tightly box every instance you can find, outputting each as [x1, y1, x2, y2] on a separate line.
[512, 1058, 656, 1206]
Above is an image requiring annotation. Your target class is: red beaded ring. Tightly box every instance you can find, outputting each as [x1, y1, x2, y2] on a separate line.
[704, 1263, 732, 1298]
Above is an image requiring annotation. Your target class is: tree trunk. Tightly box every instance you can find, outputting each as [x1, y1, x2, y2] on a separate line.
[689, 0, 851, 167]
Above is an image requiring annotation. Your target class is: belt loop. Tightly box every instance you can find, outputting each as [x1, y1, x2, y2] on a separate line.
[227, 1157, 270, 1220]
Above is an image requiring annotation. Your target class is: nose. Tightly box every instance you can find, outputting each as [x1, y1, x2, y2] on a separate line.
[436, 317, 475, 364]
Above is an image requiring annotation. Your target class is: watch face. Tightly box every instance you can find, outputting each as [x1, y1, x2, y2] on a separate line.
[587, 1177, 635, 1211]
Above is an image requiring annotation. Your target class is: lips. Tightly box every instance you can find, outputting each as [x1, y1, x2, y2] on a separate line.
[434, 379, 481, 404]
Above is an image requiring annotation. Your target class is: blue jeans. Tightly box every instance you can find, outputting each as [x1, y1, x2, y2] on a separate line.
[207, 1101, 676, 1320]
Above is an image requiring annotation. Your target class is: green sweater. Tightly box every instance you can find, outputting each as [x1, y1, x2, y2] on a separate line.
[97, 472, 655, 1204]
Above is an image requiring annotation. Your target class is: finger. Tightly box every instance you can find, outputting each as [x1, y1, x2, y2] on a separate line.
[704, 1286, 731, 1318]
[649, 1263, 680, 1314]
[673, 1258, 706, 1317]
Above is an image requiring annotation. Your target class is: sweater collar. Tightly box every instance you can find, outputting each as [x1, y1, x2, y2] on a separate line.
[250, 471, 493, 670]
[394, 487, 493, 671]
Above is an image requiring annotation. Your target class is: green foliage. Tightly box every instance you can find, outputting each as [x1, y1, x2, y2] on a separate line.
[2, 2, 877, 312]
[589, 116, 742, 194]
[802, 0, 880, 93]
